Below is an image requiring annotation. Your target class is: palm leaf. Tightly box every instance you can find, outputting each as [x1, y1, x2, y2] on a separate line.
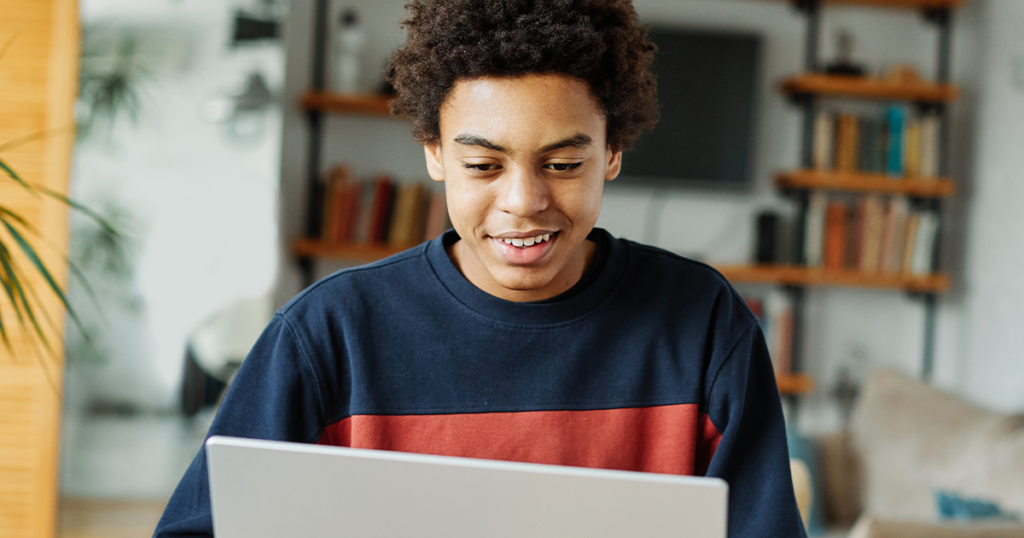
[0, 205, 104, 314]
[34, 185, 124, 239]
[0, 243, 52, 353]
[0, 157, 35, 193]
[0, 218, 84, 337]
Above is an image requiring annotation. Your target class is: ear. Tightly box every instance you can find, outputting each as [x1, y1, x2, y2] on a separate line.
[604, 147, 623, 182]
[424, 144, 445, 182]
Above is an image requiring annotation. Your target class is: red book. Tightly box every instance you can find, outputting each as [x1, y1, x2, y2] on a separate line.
[368, 176, 395, 245]
[824, 201, 848, 270]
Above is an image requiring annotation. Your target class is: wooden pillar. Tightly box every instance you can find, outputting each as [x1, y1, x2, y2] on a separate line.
[0, 0, 79, 537]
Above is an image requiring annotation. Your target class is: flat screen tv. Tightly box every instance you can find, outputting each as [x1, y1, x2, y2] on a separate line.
[618, 27, 761, 189]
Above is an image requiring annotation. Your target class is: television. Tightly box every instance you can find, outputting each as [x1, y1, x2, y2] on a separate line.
[618, 27, 762, 189]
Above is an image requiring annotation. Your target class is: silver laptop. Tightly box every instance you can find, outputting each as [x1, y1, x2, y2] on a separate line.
[206, 435, 728, 538]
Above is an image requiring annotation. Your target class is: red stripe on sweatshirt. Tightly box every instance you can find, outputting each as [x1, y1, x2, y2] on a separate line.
[318, 404, 721, 476]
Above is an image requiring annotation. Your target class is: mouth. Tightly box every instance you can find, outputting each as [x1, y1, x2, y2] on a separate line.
[496, 232, 555, 249]
[490, 231, 560, 265]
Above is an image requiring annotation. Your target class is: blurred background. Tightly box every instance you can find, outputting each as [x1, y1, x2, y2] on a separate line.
[3, 0, 1024, 537]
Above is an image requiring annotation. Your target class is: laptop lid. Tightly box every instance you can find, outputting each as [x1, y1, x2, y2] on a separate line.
[206, 435, 728, 538]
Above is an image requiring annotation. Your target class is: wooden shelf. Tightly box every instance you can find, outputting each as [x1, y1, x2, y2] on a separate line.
[293, 238, 406, 262]
[761, 0, 962, 10]
[776, 170, 955, 197]
[781, 74, 960, 103]
[715, 264, 949, 293]
[777, 373, 815, 395]
[301, 92, 395, 116]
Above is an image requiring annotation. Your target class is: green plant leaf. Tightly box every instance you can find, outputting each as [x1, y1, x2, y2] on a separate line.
[0, 218, 83, 336]
[0, 157, 36, 193]
[0, 127, 72, 155]
[0, 243, 52, 353]
[0, 205, 103, 313]
[35, 186, 124, 239]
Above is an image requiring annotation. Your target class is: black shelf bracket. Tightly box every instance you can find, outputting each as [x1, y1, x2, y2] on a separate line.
[300, 0, 332, 288]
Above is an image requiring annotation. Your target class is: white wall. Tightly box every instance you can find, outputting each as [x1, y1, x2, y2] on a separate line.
[70, 0, 284, 410]
[276, 0, 1019, 428]
[957, 0, 1024, 413]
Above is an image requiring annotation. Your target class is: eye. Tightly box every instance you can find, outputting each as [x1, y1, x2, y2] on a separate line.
[463, 163, 501, 172]
[545, 162, 583, 172]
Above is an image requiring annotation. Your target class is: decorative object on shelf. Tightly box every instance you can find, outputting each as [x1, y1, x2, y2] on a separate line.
[333, 8, 365, 94]
[202, 71, 277, 147]
[824, 29, 866, 76]
[755, 211, 784, 264]
[231, 0, 287, 46]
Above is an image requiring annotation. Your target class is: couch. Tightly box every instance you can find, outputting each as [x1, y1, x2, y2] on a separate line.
[812, 370, 1024, 537]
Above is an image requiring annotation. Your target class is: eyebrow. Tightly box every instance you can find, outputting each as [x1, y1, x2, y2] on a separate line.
[452, 133, 594, 154]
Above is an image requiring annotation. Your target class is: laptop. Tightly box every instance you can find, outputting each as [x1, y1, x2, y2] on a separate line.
[206, 435, 729, 538]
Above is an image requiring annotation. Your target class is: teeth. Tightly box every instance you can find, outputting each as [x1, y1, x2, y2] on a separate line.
[501, 233, 555, 248]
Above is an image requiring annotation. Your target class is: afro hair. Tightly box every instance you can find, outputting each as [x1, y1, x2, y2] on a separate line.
[386, 0, 659, 150]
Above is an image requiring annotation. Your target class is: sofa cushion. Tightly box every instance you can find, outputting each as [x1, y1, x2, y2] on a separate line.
[851, 370, 1024, 520]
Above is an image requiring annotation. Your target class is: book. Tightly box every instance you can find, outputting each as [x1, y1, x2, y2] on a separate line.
[857, 116, 884, 174]
[904, 118, 922, 178]
[824, 200, 848, 270]
[919, 112, 940, 179]
[911, 211, 939, 275]
[813, 111, 835, 171]
[321, 165, 353, 244]
[368, 175, 395, 245]
[804, 191, 828, 268]
[764, 290, 793, 376]
[860, 195, 884, 273]
[835, 113, 860, 172]
[901, 212, 920, 274]
[879, 196, 908, 273]
[423, 190, 450, 241]
[389, 183, 429, 247]
[886, 106, 906, 177]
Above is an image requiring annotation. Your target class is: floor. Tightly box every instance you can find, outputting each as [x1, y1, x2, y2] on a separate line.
[58, 409, 215, 537]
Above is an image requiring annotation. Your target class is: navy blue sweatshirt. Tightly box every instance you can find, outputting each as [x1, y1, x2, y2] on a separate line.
[155, 228, 806, 537]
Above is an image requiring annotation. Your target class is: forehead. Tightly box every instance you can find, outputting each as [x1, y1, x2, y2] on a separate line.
[439, 74, 607, 149]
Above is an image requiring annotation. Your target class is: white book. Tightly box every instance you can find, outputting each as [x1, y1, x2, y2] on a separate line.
[805, 191, 828, 268]
[919, 113, 940, 179]
[813, 111, 834, 171]
[881, 197, 908, 273]
[911, 211, 939, 275]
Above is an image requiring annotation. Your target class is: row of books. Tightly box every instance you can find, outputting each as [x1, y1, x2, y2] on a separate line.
[320, 165, 451, 247]
[813, 107, 941, 179]
[803, 192, 939, 275]
[745, 291, 793, 376]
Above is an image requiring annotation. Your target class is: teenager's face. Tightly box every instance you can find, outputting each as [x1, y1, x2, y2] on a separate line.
[424, 74, 622, 302]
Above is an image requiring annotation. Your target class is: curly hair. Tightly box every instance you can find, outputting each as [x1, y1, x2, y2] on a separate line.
[386, 0, 659, 150]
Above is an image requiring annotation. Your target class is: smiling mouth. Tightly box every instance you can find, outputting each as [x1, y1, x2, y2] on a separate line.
[497, 232, 556, 249]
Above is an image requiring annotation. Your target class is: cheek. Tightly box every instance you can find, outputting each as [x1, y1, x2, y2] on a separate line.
[444, 180, 491, 231]
[557, 179, 605, 225]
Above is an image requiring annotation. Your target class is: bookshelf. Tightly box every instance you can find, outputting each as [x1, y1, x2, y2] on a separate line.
[755, 0, 961, 398]
[780, 73, 959, 103]
[775, 170, 955, 197]
[301, 91, 394, 116]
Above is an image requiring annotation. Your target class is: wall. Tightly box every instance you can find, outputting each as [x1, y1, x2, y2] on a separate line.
[69, 0, 284, 410]
[957, 0, 1024, 413]
[277, 0, 1016, 429]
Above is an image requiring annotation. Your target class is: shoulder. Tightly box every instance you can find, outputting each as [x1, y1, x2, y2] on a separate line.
[279, 244, 429, 317]
[617, 236, 756, 322]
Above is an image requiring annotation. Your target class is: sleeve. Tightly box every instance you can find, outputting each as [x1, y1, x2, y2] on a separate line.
[702, 322, 808, 538]
[153, 314, 326, 538]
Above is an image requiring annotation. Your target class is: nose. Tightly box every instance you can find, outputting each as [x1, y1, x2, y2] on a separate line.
[496, 165, 549, 217]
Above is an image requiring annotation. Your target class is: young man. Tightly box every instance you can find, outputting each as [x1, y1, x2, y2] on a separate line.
[155, 1, 806, 536]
